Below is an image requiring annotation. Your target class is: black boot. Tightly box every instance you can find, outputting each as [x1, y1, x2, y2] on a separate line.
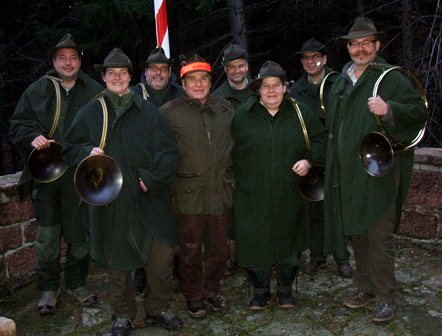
[276, 265, 295, 308]
[245, 269, 271, 310]
[276, 283, 295, 308]
[249, 286, 271, 310]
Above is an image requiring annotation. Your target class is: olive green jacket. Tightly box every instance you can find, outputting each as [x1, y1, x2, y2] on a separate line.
[323, 58, 428, 254]
[161, 94, 235, 215]
[232, 95, 327, 267]
[9, 69, 102, 195]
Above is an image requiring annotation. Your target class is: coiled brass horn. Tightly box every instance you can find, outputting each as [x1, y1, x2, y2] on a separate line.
[290, 97, 324, 201]
[319, 71, 339, 116]
[360, 66, 427, 177]
[28, 76, 67, 182]
[74, 96, 123, 205]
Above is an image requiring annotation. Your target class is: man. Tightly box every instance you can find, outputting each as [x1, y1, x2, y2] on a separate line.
[9, 34, 102, 316]
[62, 48, 182, 335]
[131, 46, 183, 293]
[290, 38, 353, 278]
[212, 43, 253, 110]
[161, 55, 235, 318]
[323, 17, 428, 322]
[212, 43, 253, 275]
[132, 47, 183, 107]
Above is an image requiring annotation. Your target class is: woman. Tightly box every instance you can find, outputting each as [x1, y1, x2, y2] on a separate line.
[62, 48, 181, 336]
[232, 61, 327, 310]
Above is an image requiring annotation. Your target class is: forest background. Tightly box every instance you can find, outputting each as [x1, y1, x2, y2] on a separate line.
[0, 0, 440, 175]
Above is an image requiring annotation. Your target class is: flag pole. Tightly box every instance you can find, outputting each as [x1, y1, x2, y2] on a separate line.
[154, 0, 170, 57]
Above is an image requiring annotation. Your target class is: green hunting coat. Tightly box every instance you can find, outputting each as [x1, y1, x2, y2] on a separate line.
[9, 69, 102, 196]
[62, 91, 179, 271]
[232, 95, 327, 268]
[323, 58, 428, 254]
[289, 67, 337, 125]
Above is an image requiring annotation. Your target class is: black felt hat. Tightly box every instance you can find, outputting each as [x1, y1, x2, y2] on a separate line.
[222, 43, 247, 65]
[250, 60, 286, 92]
[94, 48, 133, 72]
[49, 33, 83, 58]
[142, 47, 173, 66]
[296, 38, 326, 55]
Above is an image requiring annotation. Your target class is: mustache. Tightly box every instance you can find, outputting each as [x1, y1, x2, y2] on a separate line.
[353, 50, 371, 57]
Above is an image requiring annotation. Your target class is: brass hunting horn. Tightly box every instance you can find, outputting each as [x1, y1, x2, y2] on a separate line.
[359, 66, 428, 177]
[290, 97, 325, 201]
[27, 75, 67, 183]
[74, 96, 123, 206]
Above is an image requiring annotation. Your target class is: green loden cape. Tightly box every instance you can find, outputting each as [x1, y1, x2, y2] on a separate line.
[232, 95, 327, 268]
[63, 91, 179, 271]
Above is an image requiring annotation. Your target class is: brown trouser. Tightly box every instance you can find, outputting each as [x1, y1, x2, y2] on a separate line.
[177, 213, 229, 301]
[351, 201, 397, 304]
[109, 239, 175, 318]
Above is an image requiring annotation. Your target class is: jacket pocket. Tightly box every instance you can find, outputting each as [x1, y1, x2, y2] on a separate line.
[174, 175, 206, 214]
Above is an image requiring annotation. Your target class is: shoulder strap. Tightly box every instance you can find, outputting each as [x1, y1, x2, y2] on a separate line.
[41, 75, 62, 138]
[289, 97, 311, 151]
[137, 82, 150, 100]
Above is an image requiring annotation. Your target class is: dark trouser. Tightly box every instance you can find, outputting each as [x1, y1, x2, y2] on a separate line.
[34, 169, 89, 291]
[178, 213, 229, 300]
[309, 200, 349, 264]
[109, 239, 175, 318]
[351, 201, 397, 304]
[144, 240, 175, 316]
[109, 269, 138, 320]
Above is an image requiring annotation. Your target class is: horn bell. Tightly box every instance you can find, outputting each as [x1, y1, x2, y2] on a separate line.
[27, 142, 67, 183]
[74, 154, 123, 206]
[360, 131, 393, 177]
[299, 165, 325, 201]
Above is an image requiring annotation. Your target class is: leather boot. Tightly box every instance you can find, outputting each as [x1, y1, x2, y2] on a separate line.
[245, 269, 271, 310]
[276, 265, 295, 308]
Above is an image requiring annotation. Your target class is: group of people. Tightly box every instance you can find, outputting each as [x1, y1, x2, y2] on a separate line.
[9, 16, 428, 336]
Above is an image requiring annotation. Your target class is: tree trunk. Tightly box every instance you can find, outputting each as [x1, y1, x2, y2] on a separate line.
[227, 0, 248, 54]
[402, 0, 413, 68]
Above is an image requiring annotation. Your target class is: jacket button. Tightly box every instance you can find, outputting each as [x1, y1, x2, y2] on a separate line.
[328, 133, 334, 139]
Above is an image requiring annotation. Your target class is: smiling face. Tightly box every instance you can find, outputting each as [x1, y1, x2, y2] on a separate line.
[258, 76, 287, 112]
[225, 58, 248, 85]
[301, 51, 327, 78]
[103, 67, 131, 95]
[145, 62, 171, 90]
[52, 48, 81, 81]
[182, 71, 211, 103]
[347, 35, 380, 68]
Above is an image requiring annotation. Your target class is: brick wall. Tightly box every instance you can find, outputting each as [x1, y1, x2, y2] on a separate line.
[0, 148, 441, 297]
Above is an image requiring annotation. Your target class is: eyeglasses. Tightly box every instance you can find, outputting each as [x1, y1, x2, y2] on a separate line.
[148, 65, 169, 73]
[301, 54, 322, 61]
[348, 40, 377, 48]
[105, 69, 130, 79]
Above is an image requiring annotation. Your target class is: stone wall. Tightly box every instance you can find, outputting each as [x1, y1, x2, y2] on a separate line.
[397, 147, 442, 251]
[0, 147, 441, 297]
